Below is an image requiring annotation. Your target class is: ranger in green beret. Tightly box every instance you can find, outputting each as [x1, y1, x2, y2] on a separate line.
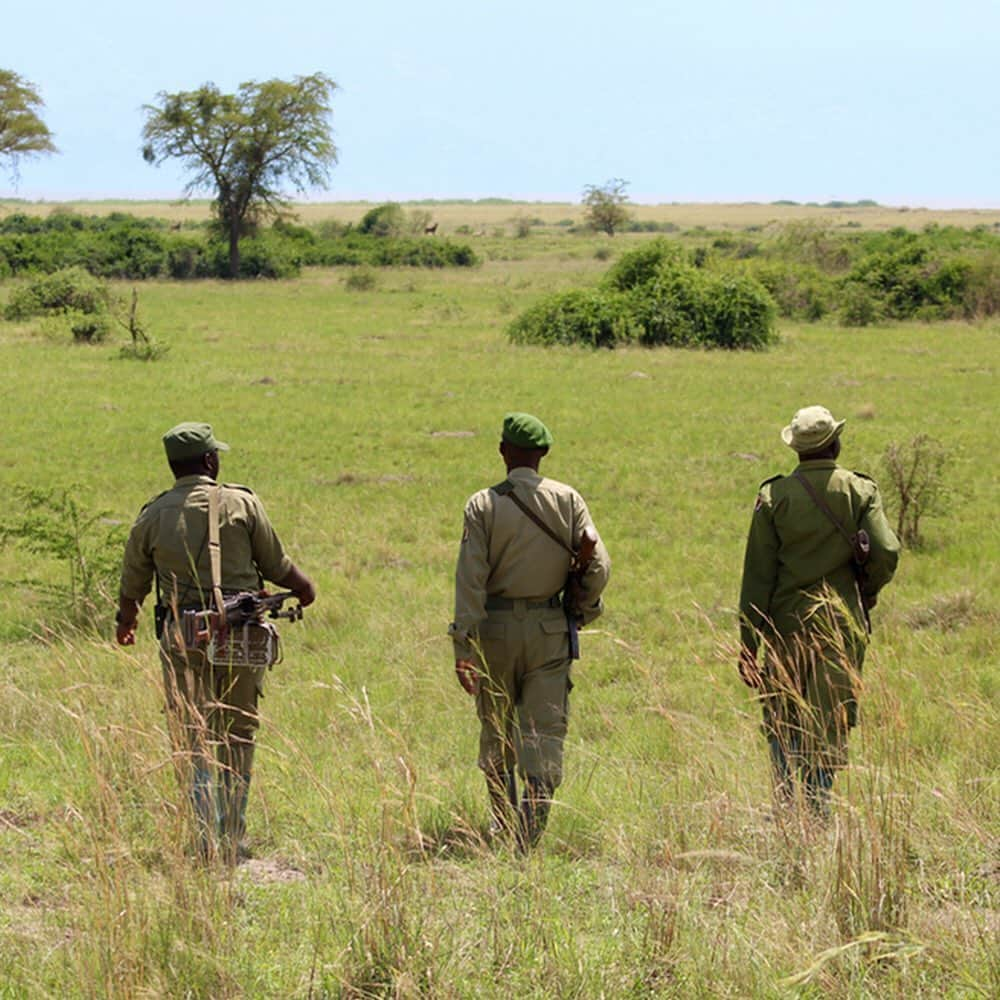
[450, 413, 611, 847]
[738, 406, 900, 815]
[116, 422, 316, 861]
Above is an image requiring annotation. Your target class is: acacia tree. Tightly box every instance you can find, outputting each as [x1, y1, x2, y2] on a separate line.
[582, 178, 631, 236]
[0, 70, 58, 182]
[142, 73, 337, 277]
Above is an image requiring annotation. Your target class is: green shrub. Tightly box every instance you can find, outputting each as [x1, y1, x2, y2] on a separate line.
[628, 266, 709, 346]
[839, 283, 883, 327]
[702, 273, 776, 349]
[751, 261, 832, 320]
[344, 267, 378, 291]
[509, 257, 775, 351]
[70, 311, 113, 344]
[358, 202, 407, 237]
[601, 239, 685, 292]
[507, 289, 639, 348]
[3, 267, 111, 320]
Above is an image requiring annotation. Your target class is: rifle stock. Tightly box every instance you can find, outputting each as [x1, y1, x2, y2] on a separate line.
[564, 527, 598, 660]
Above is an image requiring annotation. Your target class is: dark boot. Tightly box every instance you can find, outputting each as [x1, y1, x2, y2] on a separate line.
[219, 741, 255, 864]
[518, 776, 554, 850]
[191, 766, 218, 860]
[485, 767, 519, 841]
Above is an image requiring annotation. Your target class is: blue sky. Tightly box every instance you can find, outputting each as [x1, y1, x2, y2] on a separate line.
[4, 0, 997, 206]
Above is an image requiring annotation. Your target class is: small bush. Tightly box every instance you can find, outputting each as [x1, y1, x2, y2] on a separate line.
[507, 289, 639, 348]
[345, 268, 378, 291]
[0, 487, 126, 635]
[70, 311, 113, 343]
[839, 283, 883, 327]
[358, 203, 407, 237]
[752, 262, 832, 320]
[4, 266, 111, 320]
[881, 435, 949, 547]
[509, 256, 775, 351]
[601, 239, 685, 292]
[117, 340, 170, 361]
[593, 246, 612, 261]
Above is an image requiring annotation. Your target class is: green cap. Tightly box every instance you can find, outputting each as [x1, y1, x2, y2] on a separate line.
[781, 405, 845, 452]
[502, 412, 553, 450]
[162, 422, 230, 461]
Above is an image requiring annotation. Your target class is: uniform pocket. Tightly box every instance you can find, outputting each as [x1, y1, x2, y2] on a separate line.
[539, 617, 568, 635]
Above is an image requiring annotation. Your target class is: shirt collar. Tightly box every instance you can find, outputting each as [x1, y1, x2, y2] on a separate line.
[507, 466, 543, 485]
[173, 474, 217, 486]
[795, 459, 839, 470]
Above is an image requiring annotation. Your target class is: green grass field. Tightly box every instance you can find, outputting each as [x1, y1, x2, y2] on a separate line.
[0, 209, 997, 997]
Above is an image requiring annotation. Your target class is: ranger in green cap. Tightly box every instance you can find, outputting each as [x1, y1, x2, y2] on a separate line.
[116, 422, 316, 861]
[738, 406, 900, 816]
[450, 412, 611, 848]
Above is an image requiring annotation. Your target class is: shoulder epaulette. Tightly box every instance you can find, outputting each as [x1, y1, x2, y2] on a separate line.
[758, 473, 783, 489]
[222, 482, 256, 495]
[851, 470, 876, 483]
[138, 489, 170, 514]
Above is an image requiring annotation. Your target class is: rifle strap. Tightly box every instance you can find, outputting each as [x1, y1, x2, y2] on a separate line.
[792, 469, 857, 549]
[207, 484, 225, 617]
[493, 480, 576, 557]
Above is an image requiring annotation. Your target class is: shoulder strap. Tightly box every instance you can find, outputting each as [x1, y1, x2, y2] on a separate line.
[494, 479, 575, 556]
[208, 484, 225, 615]
[792, 469, 855, 547]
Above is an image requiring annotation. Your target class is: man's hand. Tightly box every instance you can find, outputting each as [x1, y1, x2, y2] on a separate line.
[738, 646, 763, 689]
[278, 565, 316, 607]
[115, 597, 139, 646]
[455, 659, 480, 696]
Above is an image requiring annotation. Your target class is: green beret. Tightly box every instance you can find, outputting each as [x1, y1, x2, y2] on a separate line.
[502, 412, 553, 450]
[162, 422, 230, 462]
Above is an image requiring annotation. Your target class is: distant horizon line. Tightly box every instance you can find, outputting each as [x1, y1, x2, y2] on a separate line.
[3, 194, 1000, 211]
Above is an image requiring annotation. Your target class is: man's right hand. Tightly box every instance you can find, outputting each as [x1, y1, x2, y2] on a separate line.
[116, 622, 136, 646]
[455, 659, 480, 696]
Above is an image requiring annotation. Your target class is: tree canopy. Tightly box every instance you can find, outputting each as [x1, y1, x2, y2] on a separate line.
[141, 73, 337, 277]
[0, 70, 58, 182]
[582, 178, 631, 237]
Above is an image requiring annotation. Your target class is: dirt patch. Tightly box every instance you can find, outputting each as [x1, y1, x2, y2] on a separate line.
[238, 857, 307, 885]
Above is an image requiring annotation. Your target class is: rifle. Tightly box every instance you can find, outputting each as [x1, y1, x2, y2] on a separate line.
[185, 590, 303, 644]
[564, 527, 598, 660]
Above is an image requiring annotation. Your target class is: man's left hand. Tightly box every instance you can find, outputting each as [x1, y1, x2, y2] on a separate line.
[455, 659, 480, 696]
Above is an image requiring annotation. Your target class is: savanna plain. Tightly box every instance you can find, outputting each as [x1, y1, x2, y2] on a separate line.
[0, 201, 997, 998]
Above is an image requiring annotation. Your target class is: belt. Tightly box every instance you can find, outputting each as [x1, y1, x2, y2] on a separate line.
[485, 595, 562, 611]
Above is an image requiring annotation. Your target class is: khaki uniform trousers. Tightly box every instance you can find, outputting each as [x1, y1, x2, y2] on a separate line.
[760, 623, 866, 774]
[159, 635, 262, 774]
[475, 603, 572, 788]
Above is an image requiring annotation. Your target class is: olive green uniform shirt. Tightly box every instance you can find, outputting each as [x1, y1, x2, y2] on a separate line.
[739, 459, 900, 652]
[120, 475, 293, 607]
[452, 467, 611, 659]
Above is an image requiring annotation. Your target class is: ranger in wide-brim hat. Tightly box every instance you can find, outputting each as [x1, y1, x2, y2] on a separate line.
[780, 405, 846, 453]
[738, 403, 899, 818]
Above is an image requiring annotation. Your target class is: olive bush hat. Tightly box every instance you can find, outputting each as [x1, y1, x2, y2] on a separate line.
[781, 405, 845, 452]
[502, 412, 553, 450]
[163, 422, 230, 461]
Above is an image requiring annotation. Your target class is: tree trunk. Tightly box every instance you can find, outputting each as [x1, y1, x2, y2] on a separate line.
[228, 216, 241, 278]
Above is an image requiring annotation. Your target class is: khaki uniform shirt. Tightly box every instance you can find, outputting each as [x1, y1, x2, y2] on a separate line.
[739, 459, 900, 653]
[452, 466, 611, 659]
[120, 474, 293, 607]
